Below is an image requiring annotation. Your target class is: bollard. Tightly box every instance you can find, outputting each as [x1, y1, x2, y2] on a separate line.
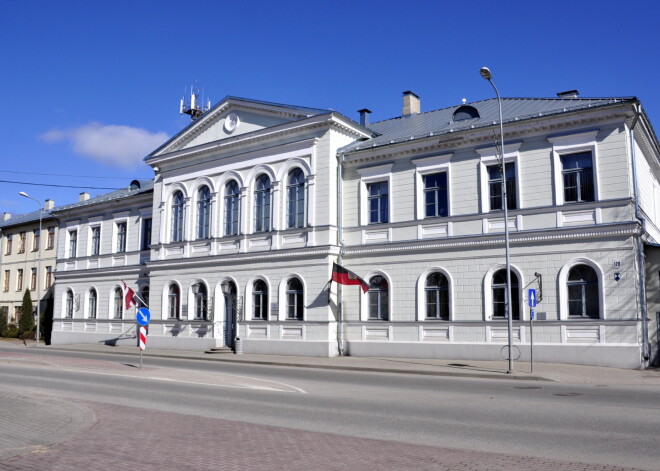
[234, 338, 243, 355]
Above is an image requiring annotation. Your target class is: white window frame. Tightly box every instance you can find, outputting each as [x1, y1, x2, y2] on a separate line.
[67, 229, 78, 259]
[483, 264, 524, 321]
[88, 223, 102, 256]
[557, 258, 605, 320]
[360, 270, 392, 322]
[111, 212, 130, 254]
[547, 130, 599, 206]
[416, 267, 453, 321]
[412, 153, 452, 220]
[164, 282, 182, 320]
[245, 276, 270, 321]
[357, 164, 393, 226]
[278, 275, 306, 321]
[476, 142, 522, 213]
[111, 286, 124, 319]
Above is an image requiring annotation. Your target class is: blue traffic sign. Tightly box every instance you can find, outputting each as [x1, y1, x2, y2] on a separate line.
[137, 307, 151, 326]
[528, 289, 537, 308]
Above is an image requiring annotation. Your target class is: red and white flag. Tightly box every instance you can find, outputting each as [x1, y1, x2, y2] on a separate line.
[331, 263, 369, 293]
[121, 280, 137, 310]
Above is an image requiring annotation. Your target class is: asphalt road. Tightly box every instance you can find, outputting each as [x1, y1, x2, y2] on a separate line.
[1, 347, 659, 470]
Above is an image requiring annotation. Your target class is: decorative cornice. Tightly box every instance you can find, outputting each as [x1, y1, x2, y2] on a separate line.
[345, 224, 638, 256]
[151, 113, 369, 169]
[342, 108, 631, 167]
[147, 246, 341, 271]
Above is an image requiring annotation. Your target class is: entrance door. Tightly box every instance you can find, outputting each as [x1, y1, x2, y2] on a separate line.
[223, 282, 237, 348]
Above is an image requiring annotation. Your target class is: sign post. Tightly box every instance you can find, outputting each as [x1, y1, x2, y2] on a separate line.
[528, 289, 536, 373]
[137, 307, 151, 369]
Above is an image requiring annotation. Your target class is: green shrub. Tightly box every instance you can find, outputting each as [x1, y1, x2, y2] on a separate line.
[0, 311, 7, 337]
[4, 326, 19, 338]
[19, 289, 34, 335]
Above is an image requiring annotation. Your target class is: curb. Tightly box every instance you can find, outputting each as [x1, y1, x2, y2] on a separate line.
[34, 345, 553, 382]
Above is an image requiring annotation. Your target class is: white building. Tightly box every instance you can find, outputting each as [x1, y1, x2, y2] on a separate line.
[48, 93, 660, 368]
[50, 182, 152, 345]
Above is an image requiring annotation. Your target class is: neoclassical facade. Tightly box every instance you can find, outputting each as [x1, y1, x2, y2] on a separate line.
[48, 94, 660, 368]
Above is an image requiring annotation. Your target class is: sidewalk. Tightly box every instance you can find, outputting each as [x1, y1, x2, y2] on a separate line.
[12, 340, 659, 386]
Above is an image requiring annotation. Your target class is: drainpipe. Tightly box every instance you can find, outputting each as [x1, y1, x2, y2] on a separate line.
[336, 153, 346, 356]
[629, 101, 650, 363]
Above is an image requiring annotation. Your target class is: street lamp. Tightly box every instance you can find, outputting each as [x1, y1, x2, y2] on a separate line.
[19, 191, 42, 344]
[480, 67, 515, 373]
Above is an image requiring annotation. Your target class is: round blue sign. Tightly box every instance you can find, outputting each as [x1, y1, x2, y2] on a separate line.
[136, 307, 151, 326]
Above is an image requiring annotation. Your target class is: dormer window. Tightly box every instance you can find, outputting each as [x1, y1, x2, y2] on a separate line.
[452, 105, 480, 122]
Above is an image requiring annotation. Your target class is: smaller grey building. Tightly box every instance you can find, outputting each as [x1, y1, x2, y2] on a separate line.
[50, 181, 153, 346]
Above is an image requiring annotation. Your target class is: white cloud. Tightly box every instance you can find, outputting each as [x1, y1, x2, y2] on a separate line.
[40, 123, 168, 169]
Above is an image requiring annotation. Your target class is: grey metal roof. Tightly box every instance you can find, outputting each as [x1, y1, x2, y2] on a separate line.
[51, 180, 154, 213]
[0, 209, 55, 229]
[341, 97, 635, 153]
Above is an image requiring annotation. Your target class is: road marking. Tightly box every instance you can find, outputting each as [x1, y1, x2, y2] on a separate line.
[26, 365, 307, 393]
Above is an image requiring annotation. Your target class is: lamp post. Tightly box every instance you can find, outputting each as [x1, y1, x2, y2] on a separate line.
[479, 67, 514, 373]
[19, 192, 42, 344]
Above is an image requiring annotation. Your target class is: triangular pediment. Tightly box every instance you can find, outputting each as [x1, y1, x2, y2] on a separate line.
[149, 96, 327, 158]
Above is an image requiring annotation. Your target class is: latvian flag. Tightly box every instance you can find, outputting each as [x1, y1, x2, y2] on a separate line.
[331, 263, 369, 293]
[121, 280, 138, 310]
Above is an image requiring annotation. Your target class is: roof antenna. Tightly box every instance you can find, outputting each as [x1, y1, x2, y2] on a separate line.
[180, 82, 211, 121]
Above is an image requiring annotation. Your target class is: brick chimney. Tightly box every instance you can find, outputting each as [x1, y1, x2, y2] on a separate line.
[2, 213, 10, 221]
[44, 199, 55, 210]
[402, 91, 420, 116]
[79, 192, 90, 202]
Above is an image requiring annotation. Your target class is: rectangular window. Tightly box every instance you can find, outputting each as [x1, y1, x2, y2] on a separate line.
[30, 268, 37, 290]
[368, 181, 389, 224]
[141, 218, 152, 250]
[17, 269, 23, 291]
[3, 270, 9, 292]
[18, 232, 26, 253]
[69, 230, 77, 258]
[424, 172, 448, 218]
[47, 227, 55, 249]
[116, 222, 127, 252]
[561, 151, 594, 203]
[5, 234, 12, 255]
[32, 230, 40, 251]
[91, 226, 101, 256]
[488, 162, 517, 211]
[45, 266, 52, 289]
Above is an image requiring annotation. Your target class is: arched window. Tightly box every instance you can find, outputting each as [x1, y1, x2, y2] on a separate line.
[224, 180, 240, 236]
[287, 168, 305, 229]
[286, 278, 304, 320]
[168, 284, 180, 319]
[65, 290, 74, 318]
[567, 265, 599, 318]
[171, 191, 184, 242]
[492, 269, 519, 320]
[194, 283, 208, 320]
[254, 174, 271, 233]
[196, 186, 211, 239]
[425, 273, 449, 320]
[88, 289, 97, 319]
[253, 280, 268, 320]
[368, 275, 389, 320]
[113, 287, 123, 319]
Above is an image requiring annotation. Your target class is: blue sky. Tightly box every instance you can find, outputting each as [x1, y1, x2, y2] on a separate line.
[2, 0, 659, 215]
